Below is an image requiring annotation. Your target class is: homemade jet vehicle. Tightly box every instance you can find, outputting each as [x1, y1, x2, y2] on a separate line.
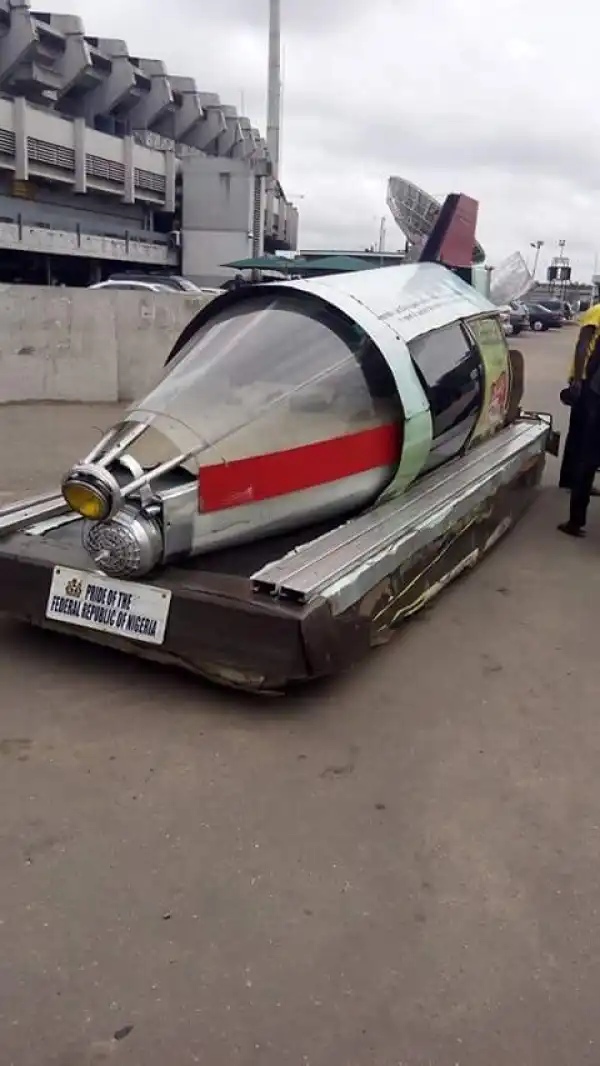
[0, 195, 558, 693]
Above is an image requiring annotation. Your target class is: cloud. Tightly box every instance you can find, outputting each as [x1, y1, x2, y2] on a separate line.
[175, 0, 366, 32]
[37, 0, 600, 278]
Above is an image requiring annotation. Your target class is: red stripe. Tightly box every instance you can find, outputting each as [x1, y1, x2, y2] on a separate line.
[199, 423, 401, 512]
[438, 193, 479, 269]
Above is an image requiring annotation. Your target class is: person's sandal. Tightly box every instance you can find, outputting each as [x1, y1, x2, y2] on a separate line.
[557, 522, 586, 538]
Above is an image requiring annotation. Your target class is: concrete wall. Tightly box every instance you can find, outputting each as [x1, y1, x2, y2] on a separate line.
[181, 155, 256, 287]
[0, 176, 148, 231]
[0, 285, 212, 404]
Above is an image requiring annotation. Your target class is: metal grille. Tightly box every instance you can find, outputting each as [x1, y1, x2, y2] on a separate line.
[86, 154, 126, 183]
[84, 520, 143, 579]
[0, 128, 166, 197]
[134, 168, 166, 193]
[0, 128, 16, 157]
[27, 137, 75, 171]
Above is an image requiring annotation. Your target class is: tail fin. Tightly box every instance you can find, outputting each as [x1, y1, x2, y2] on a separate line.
[418, 193, 480, 268]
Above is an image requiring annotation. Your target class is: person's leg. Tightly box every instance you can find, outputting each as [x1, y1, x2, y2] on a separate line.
[559, 394, 600, 536]
[559, 397, 585, 488]
[559, 459, 597, 535]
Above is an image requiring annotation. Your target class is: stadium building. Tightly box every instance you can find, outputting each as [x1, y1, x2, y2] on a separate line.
[0, 0, 298, 286]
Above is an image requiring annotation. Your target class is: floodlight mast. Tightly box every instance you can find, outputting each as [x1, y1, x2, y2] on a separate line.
[267, 0, 282, 180]
[529, 239, 544, 278]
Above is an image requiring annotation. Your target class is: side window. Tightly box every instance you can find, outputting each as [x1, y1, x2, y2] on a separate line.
[408, 322, 484, 473]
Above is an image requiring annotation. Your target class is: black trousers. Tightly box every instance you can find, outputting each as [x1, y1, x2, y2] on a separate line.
[568, 389, 600, 528]
[559, 395, 586, 488]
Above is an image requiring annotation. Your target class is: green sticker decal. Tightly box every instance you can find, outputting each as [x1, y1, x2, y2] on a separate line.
[468, 317, 510, 444]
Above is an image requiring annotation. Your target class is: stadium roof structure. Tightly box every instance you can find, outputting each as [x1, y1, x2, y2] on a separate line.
[387, 177, 486, 264]
[0, 0, 271, 166]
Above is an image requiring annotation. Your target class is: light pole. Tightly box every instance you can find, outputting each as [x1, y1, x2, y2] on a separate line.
[267, 0, 281, 182]
[530, 239, 544, 278]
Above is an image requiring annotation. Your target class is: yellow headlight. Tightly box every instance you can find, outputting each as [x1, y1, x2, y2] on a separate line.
[62, 480, 110, 521]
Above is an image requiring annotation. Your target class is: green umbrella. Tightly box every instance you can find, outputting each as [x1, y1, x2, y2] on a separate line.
[300, 255, 377, 273]
[222, 255, 307, 272]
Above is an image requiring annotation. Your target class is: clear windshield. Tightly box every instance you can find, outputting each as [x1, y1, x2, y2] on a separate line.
[126, 292, 401, 473]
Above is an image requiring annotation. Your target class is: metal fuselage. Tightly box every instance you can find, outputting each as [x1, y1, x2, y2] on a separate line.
[86, 261, 511, 571]
[0, 260, 554, 692]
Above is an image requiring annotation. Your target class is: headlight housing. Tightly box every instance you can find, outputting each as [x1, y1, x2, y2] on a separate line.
[61, 464, 122, 522]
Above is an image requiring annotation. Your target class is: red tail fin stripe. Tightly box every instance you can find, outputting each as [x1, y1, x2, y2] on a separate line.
[438, 194, 479, 268]
[198, 422, 401, 512]
[419, 192, 480, 268]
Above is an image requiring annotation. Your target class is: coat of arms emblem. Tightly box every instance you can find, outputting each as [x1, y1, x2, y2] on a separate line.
[65, 578, 83, 599]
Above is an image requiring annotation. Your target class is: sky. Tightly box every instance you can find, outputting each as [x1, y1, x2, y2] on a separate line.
[38, 0, 600, 280]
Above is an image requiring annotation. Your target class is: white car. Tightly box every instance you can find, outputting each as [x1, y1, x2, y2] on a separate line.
[498, 305, 513, 335]
[89, 278, 223, 296]
[89, 279, 175, 293]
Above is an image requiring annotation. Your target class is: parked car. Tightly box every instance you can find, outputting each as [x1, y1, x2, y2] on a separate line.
[498, 306, 512, 335]
[537, 297, 573, 321]
[89, 277, 223, 296]
[105, 272, 200, 292]
[507, 300, 530, 335]
[498, 302, 528, 337]
[524, 302, 564, 331]
[89, 279, 177, 293]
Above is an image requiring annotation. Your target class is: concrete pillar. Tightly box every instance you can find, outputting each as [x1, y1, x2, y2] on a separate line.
[74, 117, 87, 194]
[164, 149, 176, 213]
[286, 204, 299, 251]
[123, 135, 135, 204]
[13, 97, 28, 182]
[265, 179, 275, 238]
[251, 173, 266, 261]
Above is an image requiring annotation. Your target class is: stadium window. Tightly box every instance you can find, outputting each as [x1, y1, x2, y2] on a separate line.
[408, 322, 483, 472]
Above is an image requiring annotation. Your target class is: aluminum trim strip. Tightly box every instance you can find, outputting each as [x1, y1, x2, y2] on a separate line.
[322, 435, 544, 617]
[25, 512, 84, 536]
[0, 490, 62, 518]
[251, 419, 547, 603]
[0, 496, 68, 537]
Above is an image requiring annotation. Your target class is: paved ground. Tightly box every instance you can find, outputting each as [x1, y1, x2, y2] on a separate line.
[2, 327, 600, 1066]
